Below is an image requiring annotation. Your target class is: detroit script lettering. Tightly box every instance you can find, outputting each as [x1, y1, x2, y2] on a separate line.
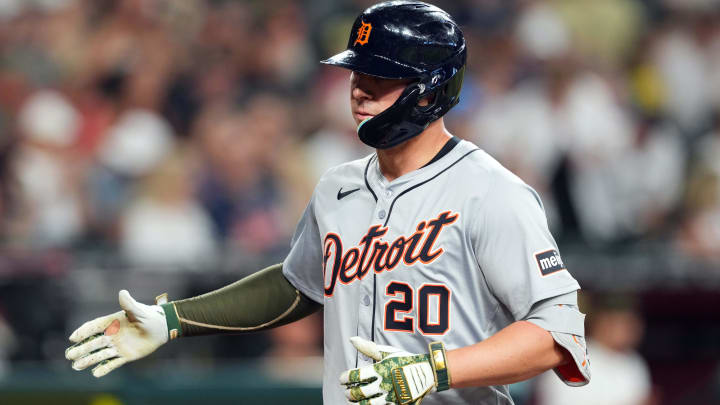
[323, 211, 459, 297]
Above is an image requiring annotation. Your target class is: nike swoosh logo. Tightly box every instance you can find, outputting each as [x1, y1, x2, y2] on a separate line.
[337, 187, 361, 200]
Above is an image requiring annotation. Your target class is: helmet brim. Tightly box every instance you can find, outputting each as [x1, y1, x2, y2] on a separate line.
[321, 49, 423, 79]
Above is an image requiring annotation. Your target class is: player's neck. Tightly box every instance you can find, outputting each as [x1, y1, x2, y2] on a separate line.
[376, 119, 452, 182]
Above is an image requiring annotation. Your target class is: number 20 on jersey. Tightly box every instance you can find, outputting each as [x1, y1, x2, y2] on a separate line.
[385, 281, 450, 335]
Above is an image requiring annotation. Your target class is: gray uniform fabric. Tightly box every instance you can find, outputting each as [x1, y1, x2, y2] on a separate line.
[526, 291, 585, 336]
[283, 140, 588, 404]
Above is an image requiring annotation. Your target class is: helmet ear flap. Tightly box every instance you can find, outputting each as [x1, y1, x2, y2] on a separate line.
[358, 70, 464, 150]
[412, 66, 463, 120]
[357, 83, 427, 149]
[420, 65, 465, 118]
[413, 83, 436, 111]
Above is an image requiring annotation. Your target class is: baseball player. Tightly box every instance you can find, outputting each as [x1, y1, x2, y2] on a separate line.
[65, 2, 590, 404]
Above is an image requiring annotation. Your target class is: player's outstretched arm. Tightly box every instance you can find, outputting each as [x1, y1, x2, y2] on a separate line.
[66, 263, 321, 377]
[162, 263, 321, 337]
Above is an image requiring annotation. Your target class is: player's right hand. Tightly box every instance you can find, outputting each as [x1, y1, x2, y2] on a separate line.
[340, 337, 442, 405]
[65, 290, 169, 377]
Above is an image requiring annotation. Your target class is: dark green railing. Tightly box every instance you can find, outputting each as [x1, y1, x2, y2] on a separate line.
[0, 362, 322, 405]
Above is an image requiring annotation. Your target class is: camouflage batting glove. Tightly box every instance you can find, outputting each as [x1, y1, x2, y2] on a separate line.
[339, 337, 451, 405]
[65, 290, 169, 377]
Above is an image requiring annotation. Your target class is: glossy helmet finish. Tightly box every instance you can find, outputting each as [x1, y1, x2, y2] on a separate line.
[321, 0, 466, 149]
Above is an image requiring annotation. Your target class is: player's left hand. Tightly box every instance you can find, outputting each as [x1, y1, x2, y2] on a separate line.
[339, 337, 449, 405]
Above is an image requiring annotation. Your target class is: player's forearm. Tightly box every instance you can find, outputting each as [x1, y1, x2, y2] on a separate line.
[161, 263, 322, 338]
[447, 320, 568, 388]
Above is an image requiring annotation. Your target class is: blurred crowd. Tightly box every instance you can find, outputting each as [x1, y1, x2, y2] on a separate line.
[460, 0, 720, 256]
[0, 0, 719, 268]
[0, 0, 720, 400]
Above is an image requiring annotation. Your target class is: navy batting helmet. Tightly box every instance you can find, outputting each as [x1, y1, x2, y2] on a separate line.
[321, 0, 466, 149]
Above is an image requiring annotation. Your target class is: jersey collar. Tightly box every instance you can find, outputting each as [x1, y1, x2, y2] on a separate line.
[367, 139, 476, 192]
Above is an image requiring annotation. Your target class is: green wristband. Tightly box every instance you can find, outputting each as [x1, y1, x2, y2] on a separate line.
[429, 341, 451, 392]
[161, 303, 182, 340]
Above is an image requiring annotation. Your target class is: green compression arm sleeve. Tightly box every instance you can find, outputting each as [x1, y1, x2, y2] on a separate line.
[160, 263, 322, 338]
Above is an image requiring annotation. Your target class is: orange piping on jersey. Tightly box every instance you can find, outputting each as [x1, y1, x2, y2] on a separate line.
[572, 335, 588, 367]
[555, 335, 588, 383]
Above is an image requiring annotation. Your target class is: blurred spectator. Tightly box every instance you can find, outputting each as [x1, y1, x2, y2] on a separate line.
[653, 22, 714, 136]
[243, 92, 317, 224]
[515, 1, 570, 62]
[614, 117, 685, 237]
[263, 312, 324, 384]
[470, 63, 637, 242]
[120, 147, 217, 270]
[551, 0, 644, 69]
[257, 2, 315, 90]
[85, 109, 175, 245]
[97, 109, 175, 177]
[194, 100, 296, 257]
[534, 294, 654, 405]
[677, 122, 720, 258]
[13, 89, 84, 248]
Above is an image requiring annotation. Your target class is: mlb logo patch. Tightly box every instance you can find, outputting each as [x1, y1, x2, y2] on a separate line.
[535, 249, 566, 276]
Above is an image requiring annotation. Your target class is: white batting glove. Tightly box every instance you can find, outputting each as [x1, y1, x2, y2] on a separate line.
[339, 337, 451, 405]
[65, 290, 169, 377]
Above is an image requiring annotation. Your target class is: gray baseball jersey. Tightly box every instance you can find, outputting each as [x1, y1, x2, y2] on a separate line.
[283, 139, 582, 404]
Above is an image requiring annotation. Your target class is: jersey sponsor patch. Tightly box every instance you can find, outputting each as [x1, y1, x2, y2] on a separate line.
[535, 249, 566, 276]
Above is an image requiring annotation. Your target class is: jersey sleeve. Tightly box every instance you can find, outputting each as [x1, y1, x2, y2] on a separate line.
[471, 175, 580, 321]
[525, 291, 591, 386]
[282, 190, 325, 304]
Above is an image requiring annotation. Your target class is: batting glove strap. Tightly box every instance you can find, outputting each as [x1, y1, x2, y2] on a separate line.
[428, 342, 451, 392]
[160, 302, 182, 340]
